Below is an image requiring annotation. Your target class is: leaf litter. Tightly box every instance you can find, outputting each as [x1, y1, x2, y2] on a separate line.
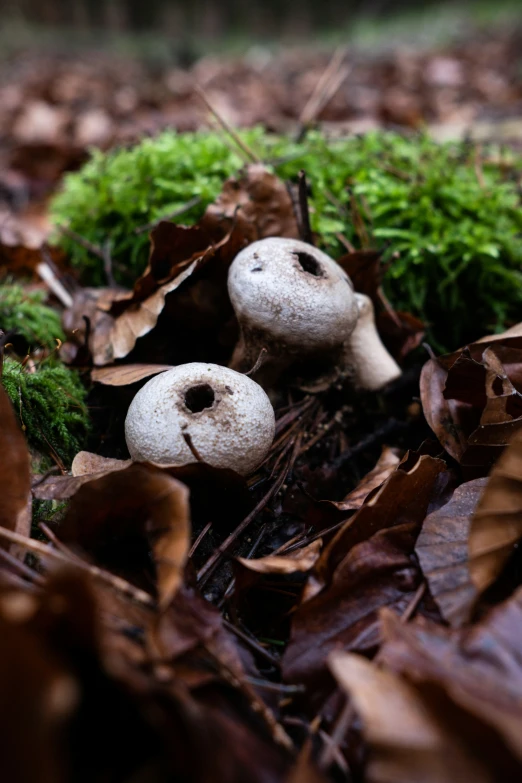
[5, 41, 522, 783]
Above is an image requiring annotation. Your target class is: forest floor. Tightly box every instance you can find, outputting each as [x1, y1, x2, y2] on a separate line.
[2, 15, 522, 783]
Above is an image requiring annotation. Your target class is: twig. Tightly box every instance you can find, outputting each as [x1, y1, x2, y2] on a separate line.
[197, 436, 301, 586]
[57, 225, 105, 260]
[331, 418, 408, 471]
[297, 47, 349, 139]
[189, 522, 213, 558]
[195, 86, 260, 164]
[102, 238, 116, 288]
[298, 170, 314, 245]
[318, 698, 355, 770]
[223, 619, 280, 667]
[37, 259, 73, 308]
[218, 523, 268, 607]
[0, 527, 155, 608]
[0, 546, 45, 586]
[400, 581, 426, 624]
[134, 196, 202, 235]
[244, 677, 305, 694]
[244, 347, 268, 377]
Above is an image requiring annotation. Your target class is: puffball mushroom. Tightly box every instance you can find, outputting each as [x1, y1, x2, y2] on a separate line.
[227, 237, 400, 391]
[124, 363, 275, 476]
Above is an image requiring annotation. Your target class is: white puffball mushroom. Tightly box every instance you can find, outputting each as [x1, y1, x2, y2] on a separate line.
[227, 237, 401, 391]
[344, 294, 402, 391]
[228, 237, 358, 371]
[124, 363, 275, 476]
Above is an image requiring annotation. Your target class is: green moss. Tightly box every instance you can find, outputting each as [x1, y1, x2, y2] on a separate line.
[2, 357, 89, 467]
[50, 129, 522, 350]
[0, 283, 65, 350]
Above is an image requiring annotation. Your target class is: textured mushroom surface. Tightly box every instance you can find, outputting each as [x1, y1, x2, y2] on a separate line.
[228, 237, 358, 353]
[125, 363, 275, 475]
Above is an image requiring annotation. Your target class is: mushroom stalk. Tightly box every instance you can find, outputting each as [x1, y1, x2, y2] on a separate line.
[344, 294, 401, 391]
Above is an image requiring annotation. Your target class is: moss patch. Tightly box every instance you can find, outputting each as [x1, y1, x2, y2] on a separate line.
[51, 129, 522, 350]
[2, 357, 89, 468]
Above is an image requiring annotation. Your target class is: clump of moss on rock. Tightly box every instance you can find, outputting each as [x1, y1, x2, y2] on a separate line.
[0, 283, 65, 350]
[2, 357, 89, 469]
[51, 129, 522, 351]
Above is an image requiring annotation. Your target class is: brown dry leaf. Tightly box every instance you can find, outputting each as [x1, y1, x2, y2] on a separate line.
[91, 363, 173, 386]
[420, 356, 469, 462]
[0, 607, 75, 783]
[87, 166, 300, 366]
[329, 651, 498, 783]
[326, 446, 401, 512]
[237, 540, 322, 575]
[377, 309, 426, 361]
[469, 428, 522, 594]
[0, 386, 31, 539]
[283, 453, 447, 692]
[421, 337, 522, 469]
[380, 605, 522, 766]
[415, 478, 486, 626]
[58, 463, 190, 608]
[92, 257, 201, 365]
[336, 249, 383, 301]
[203, 164, 299, 240]
[71, 451, 131, 477]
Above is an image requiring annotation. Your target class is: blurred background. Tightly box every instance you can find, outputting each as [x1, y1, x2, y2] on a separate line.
[1, 0, 521, 206]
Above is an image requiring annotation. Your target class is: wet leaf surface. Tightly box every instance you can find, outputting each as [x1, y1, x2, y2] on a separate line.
[415, 478, 485, 626]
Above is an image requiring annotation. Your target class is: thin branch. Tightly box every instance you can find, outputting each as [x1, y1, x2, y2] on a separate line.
[195, 86, 260, 164]
[189, 522, 213, 557]
[197, 436, 301, 586]
[0, 527, 155, 608]
[134, 196, 202, 235]
[298, 170, 314, 245]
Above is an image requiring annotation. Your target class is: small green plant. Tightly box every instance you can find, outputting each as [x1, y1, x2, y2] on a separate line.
[51, 129, 522, 350]
[0, 283, 65, 350]
[2, 357, 89, 467]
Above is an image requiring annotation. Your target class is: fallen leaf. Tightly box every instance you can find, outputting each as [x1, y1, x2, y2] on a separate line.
[236, 540, 322, 575]
[380, 604, 522, 766]
[469, 428, 522, 594]
[420, 337, 522, 470]
[336, 249, 384, 302]
[283, 453, 447, 693]
[415, 478, 486, 626]
[0, 386, 31, 539]
[91, 363, 173, 386]
[203, 164, 299, 240]
[325, 446, 401, 511]
[58, 463, 191, 608]
[71, 451, 131, 477]
[329, 651, 499, 783]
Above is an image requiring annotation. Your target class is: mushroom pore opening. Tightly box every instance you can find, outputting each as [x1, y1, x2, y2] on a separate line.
[184, 383, 216, 413]
[294, 251, 325, 278]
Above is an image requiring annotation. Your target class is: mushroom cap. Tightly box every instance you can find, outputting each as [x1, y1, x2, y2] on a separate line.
[228, 237, 358, 353]
[124, 363, 275, 476]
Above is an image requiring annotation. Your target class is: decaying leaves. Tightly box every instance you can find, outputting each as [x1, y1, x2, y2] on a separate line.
[236, 540, 322, 575]
[283, 452, 447, 691]
[469, 428, 522, 594]
[421, 335, 522, 469]
[329, 650, 503, 783]
[325, 446, 401, 512]
[57, 463, 191, 608]
[415, 478, 485, 626]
